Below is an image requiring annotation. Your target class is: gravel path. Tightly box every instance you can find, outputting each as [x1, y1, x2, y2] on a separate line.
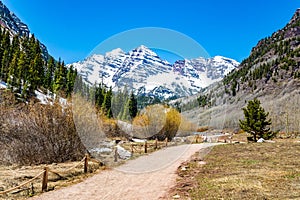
[32, 143, 219, 200]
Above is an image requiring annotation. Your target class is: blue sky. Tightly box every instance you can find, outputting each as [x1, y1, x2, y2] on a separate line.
[2, 0, 300, 64]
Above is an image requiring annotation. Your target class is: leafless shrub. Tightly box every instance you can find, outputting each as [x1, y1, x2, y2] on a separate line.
[0, 102, 86, 165]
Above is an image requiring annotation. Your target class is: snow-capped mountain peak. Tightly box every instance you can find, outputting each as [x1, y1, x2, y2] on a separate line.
[129, 45, 159, 58]
[211, 55, 240, 67]
[105, 48, 125, 57]
[70, 46, 240, 100]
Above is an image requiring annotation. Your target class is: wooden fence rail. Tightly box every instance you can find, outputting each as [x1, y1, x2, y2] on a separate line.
[128, 135, 205, 156]
[0, 170, 45, 195]
[129, 138, 169, 155]
[0, 154, 100, 196]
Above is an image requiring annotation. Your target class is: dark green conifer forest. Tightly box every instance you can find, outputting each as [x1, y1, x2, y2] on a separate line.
[0, 28, 77, 99]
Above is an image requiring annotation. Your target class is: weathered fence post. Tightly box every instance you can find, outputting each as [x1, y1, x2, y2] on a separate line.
[30, 182, 34, 195]
[196, 135, 200, 143]
[139, 144, 142, 154]
[165, 138, 168, 147]
[144, 141, 147, 153]
[84, 154, 89, 173]
[114, 147, 118, 162]
[155, 138, 158, 149]
[42, 167, 48, 192]
[131, 144, 134, 155]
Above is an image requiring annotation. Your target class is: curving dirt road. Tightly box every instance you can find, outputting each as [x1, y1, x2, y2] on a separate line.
[32, 143, 219, 200]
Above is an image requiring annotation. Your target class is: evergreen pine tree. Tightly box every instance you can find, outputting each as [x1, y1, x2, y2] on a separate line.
[1, 31, 10, 51]
[239, 98, 273, 141]
[44, 56, 55, 91]
[7, 49, 19, 90]
[121, 99, 130, 121]
[103, 87, 112, 118]
[95, 83, 105, 108]
[32, 41, 44, 88]
[0, 31, 12, 80]
[16, 52, 26, 92]
[66, 65, 76, 98]
[10, 35, 20, 61]
[111, 89, 121, 119]
[1, 49, 9, 80]
[128, 91, 138, 118]
[53, 59, 66, 93]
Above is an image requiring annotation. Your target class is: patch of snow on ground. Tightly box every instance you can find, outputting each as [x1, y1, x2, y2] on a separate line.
[132, 138, 146, 143]
[35, 90, 49, 104]
[0, 81, 7, 89]
[35, 90, 67, 106]
[117, 145, 132, 159]
[89, 147, 112, 153]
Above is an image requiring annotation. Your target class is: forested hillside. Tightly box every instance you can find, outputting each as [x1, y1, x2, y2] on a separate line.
[224, 9, 300, 96]
[0, 24, 84, 164]
[0, 28, 77, 100]
[180, 9, 300, 133]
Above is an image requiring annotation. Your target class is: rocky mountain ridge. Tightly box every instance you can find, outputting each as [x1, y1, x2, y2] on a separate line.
[0, 1, 29, 36]
[71, 45, 239, 100]
[0, 1, 48, 59]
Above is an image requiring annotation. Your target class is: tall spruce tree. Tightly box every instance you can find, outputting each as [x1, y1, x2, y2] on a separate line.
[10, 35, 20, 61]
[66, 65, 76, 98]
[239, 98, 274, 141]
[95, 83, 105, 108]
[102, 87, 113, 118]
[121, 99, 130, 121]
[44, 56, 55, 91]
[0, 31, 11, 80]
[53, 59, 66, 93]
[16, 51, 26, 92]
[1, 49, 9, 80]
[128, 91, 138, 118]
[7, 49, 19, 90]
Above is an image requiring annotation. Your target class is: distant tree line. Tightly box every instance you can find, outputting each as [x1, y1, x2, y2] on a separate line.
[176, 94, 211, 112]
[111, 87, 138, 120]
[0, 28, 77, 99]
[74, 79, 138, 120]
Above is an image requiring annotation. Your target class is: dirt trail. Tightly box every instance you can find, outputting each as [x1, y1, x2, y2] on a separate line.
[32, 143, 219, 200]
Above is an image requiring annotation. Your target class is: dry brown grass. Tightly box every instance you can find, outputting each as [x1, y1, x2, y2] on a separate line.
[169, 139, 300, 199]
[196, 126, 209, 133]
[0, 161, 103, 200]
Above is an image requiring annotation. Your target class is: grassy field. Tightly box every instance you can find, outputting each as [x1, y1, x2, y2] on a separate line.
[170, 139, 300, 199]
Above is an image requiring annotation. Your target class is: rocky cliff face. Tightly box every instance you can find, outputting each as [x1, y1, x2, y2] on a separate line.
[0, 1, 29, 36]
[0, 1, 48, 59]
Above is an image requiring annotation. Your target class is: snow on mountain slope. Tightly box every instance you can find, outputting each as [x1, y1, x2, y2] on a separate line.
[70, 45, 239, 100]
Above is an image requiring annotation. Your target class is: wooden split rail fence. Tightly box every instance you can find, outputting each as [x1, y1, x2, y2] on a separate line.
[127, 136, 204, 157]
[129, 138, 168, 156]
[0, 154, 101, 196]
